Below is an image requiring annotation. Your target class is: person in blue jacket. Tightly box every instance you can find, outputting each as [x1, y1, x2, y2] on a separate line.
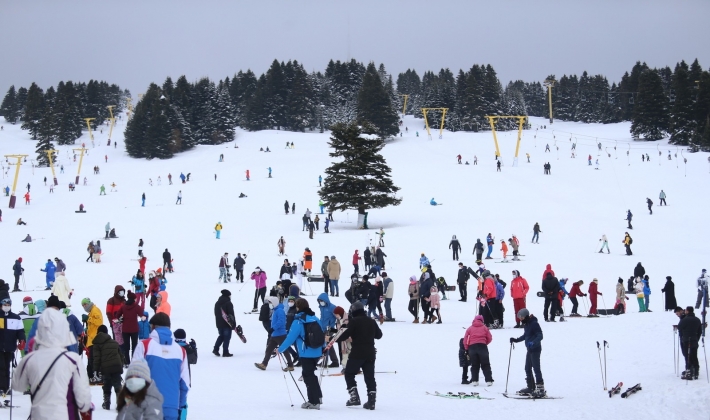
[510, 308, 545, 397]
[317, 293, 339, 367]
[138, 311, 151, 339]
[26, 295, 82, 353]
[40, 259, 56, 290]
[486, 234, 494, 259]
[277, 299, 323, 409]
[626, 210, 633, 229]
[642, 275, 651, 312]
[419, 253, 430, 269]
[255, 298, 287, 370]
[429, 198, 438, 206]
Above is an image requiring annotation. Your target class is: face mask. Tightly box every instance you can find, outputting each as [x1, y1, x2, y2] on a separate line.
[2, 305, 10, 312]
[288, 302, 294, 307]
[319, 301, 326, 307]
[268, 302, 274, 308]
[118, 291, 125, 297]
[140, 316, 147, 321]
[125, 377, 147, 393]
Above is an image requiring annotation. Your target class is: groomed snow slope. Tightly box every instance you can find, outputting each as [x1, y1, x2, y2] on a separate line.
[0, 115, 708, 419]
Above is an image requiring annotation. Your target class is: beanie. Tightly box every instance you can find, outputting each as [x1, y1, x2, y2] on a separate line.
[149, 312, 171, 327]
[47, 295, 65, 309]
[125, 359, 152, 382]
[517, 308, 530, 320]
[350, 301, 365, 313]
[81, 298, 92, 306]
[97, 325, 108, 334]
[333, 306, 345, 317]
[35, 300, 46, 313]
[127, 291, 136, 300]
[18, 257, 22, 263]
[173, 328, 186, 340]
[221, 289, 231, 297]
[23, 296, 33, 304]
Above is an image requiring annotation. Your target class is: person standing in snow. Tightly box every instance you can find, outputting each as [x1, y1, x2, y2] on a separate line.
[457, 263, 478, 302]
[427, 285, 442, 324]
[284, 200, 290, 214]
[510, 270, 529, 327]
[12, 257, 24, 292]
[250, 267, 268, 312]
[353, 250, 361, 275]
[40, 258, 56, 290]
[219, 253, 230, 283]
[176, 190, 182, 205]
[375, 247, 387, 270]
[419, 253, 430, 268]
[568, 280, 586, 317]
[615, 278, 628, 314]
[642, 275, 651, 312]
[449, 235, 461, 260]
[532, 223, 541, 244]
[500, 239, 509, 262]
[626, 210, 633, 229]
[255, 297, 286, 371]
[321, 256, 331, 295]
[233, 253, 246, 283]
[463, 315, 493, 386]
[327, 256, 341, 297]
[363, 247, 372, 272]
[509, 237, 520, 261]
[659, 190, 667, 206]
[215, 222, 223, 239]
[141, 192, 146, 207]
[634, 278, 646, 312]
[623, 232, 633, 255]
[588, 279, 602, 317]
[408, 276, 420, 323]
[695, 269, 708, 310]
[598, 234, 610, 253]
[105, 222, 111, 239]
[485, 234, 494, 259]
[510, 308, 545, 397]
[473, 239, 484, 261]
[213, 290, 234, 357]
[678, 306, 702, 380]
[646, 198, 653, 215]
[278, 236, 286, 256]
[542, 272, 560, 322]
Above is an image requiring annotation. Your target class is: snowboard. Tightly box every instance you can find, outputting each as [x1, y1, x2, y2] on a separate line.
[426, 391, 494, 400]
[221, 309, 247, 343]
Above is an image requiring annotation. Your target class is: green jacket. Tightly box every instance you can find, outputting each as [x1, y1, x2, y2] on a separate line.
[92, 332, 124, 374]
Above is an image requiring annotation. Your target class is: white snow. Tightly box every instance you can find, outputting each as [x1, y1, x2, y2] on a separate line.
[1, 115, 709, 419]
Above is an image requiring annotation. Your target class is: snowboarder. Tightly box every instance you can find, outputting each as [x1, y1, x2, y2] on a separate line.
[449, 235, 461, 260]
[598, 234, 610, 253]
[463, 315, 493, 386]
[659, 190, 667, 206]
[588, 278, 601, 317]
[661, 276, 677, 311]
[212, 290, 235, 358]
[626, 210, 633, 229]
[646, 198, 653, 215]
[695, 269, 708, 309]
[278, 236, 286, 256]
[623, 232, 633, 255]
[510, 308, 545, 397]
[532, 223, 541, 243]
[215, 222, 223, 239]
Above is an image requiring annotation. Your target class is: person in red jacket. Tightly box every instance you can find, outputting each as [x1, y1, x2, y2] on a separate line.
[510, 270, 530, 328]
[541, 264, 554, 281]
[480, 271, 497, 327]
[352, 250, 361, 276]
[568, 280, 586, 317]
[588, 278, 602, 317]
[147, 271, 161, 312]
[115, 291, 142, 364]
[463, 315, 494, 386]
[138, 255, 147, 276]
[106, 285, 126, 344]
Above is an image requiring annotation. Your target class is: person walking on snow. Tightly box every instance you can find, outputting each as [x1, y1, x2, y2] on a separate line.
[219, 253, 230, 283]
[634, 278, 646, 312]
[695, 269, 708, 309]
[176, 190, 182, 204]
[463, 315, 493, 386]
[510, 270, 529, 327]
[485, 234, 494, 259]
[588, 278, 602, 317]
[13, 257, 24, 292]
[449, 235, 461, 260]
[646, 198, 653, 215]
[254, 296, 286, 370]
[626, 210, 633, 229]
[509, 237, 520, 261]
[659, 190, 667, 205]
[284, 200, 290, 214]
[408, 276, 420, 323]
[532, 223, 541, 243]
[215, 222, 222, 239]
[598, 234, 610, 253]
[623, 232, 633, 255]
[474, 239, 484, 261]
[278, 236, 286, 256]
[213, 290, 234, 357]
[510, 308, 546, 397]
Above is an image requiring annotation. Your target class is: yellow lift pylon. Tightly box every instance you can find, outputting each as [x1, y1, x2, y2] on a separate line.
[126, 97, 133, 119]
[72, 148, 88, 185]
[45, 149, 58, 185]
[4, 154, 28, 208]
[421, 108, 449, 140]
[486, 116, 527, 167]
[107, 105, 116, 143]
[399, 94, 409, 116]
[84, 118, 96, 147]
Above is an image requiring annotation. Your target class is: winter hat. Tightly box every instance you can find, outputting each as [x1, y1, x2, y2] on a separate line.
[474, 315, 484, 322]
[381, 272, 387, 277]
[125, 359, 152, 382]
[517, 308, 530, 320]
[23, 296, 33, 305]
[481, 270, 491, 277]
[409, 276, 417, 284]
[127, 291, 136, 300]
[149, 312, 171, 327]
[287, 295, 296, 301]
[666, 276, 672, 280]
[350, 301, 365, 313]
[98, 325, 109, 334]
[47, 295, 65, 308]
[255, 266, 261, 272]
[593, 278, 598, 283]
[81, 298, 92, 306]
[221, 289, 231, 297]
[331, 256, 336, 259]
[334, 306, 345, 317]
[35, 300, 46, 313]
[173, 329, 186, 340]
[18, 257, 22, 263]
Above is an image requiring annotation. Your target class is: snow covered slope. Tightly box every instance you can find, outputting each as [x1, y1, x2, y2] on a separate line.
[1, 115, 708, 419]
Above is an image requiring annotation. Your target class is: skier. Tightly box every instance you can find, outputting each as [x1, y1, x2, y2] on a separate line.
[598, 234, 610, 253]
[316, 293, 339, 367]
[496, 160, 501, 172]
[246, 170, 250, 181]
[480, 271, 497, 327]
[219, 253, 230, 283]
[509, 237, 520, 261]
[542, 272, 560, 322]
[626, 210, 633, 229]
[302, 214, 309, 231]
[500, 239, 509, 262]
[509, 308, 545, 397]
[250, 267, 268, 312]
[255, 297, 286, 370]
[12, 257, 24, 292]
[646, 198, 653, 215]
[303, 248, 313, 275]
[419, 253, 430, 269]
[568, 281, 585, 317]
[338, 301, 383, 410]
[532, 223, 541, 243]
[233, 253, 246, 282]
[545, 144, 550, 152]
[100, 184, 106, 195]
[318, 175, 322, 186]
[510, 270, 529, 327]
[215, 222, 222, 239]
[457, 154, 462, 164]
[278, 236, 286, 256]
[463, 315, 493, 386]
[284, 200, 290, 214]
[408, 276, 420, 323]
[623, 232, 633, 255]
[308, 219, 315, 239]
[449, 235, 461, 260]
[40, 258, 57, 290]
[292, 203, 296, 214]
[377, 228, 385, 247]
[24, 191, 30, 204]
[677, 306, 702, 380]
[695, 269, 708, 309]
[324, 217, 331, 233]
[485, 234, 494, 259]
[588, 278, 601, 317]
[659, 190, 667, 205]
[277, 299, 323, 410]
[474, 239, 484, 261]
[176, 190, 182, 204]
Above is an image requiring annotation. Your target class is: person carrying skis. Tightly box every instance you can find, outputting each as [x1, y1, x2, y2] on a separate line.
[474, 239, 484, 261]
[532, 223, 541, 243]
[250, 267, 268, 312]
[510, 270, 529, 327]
[277, 299, 323, 410]
[695, 269, 708, 310]
[278, 236, 286, 256]
[463, 314, 493, 386]
[588, 278, 601, 317]
[510, 308, 545, 397]
[568, 280, 586, 317]
[677, 306, 702, 380]
[626, 210, 633, 229]
[408, 276, 420, 323]
[485, 234, 494, 258]
[449, 235, 461, 260]
[646, 198, 653, 215]
[338, 301, 383, 410]
[659, 190, 667, 205]
[599, 234, 610, 253]
[623, 232, 633, 255]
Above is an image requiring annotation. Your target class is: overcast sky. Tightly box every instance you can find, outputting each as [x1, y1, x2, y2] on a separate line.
[1, 0, 708, 96]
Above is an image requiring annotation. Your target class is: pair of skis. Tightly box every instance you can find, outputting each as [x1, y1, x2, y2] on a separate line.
[426, 391, 493, 400]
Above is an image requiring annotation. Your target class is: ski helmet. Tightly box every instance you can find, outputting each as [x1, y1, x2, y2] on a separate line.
[517, 308, 529, 320]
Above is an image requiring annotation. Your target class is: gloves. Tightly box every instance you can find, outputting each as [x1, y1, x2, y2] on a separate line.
[526, 341, 534, 348]
[18, 340, 26, 351]
[81, 314, 88, 323]
[584, 294, 588, 297]
[626, 297, 629, 300]
[509, 337, 516, 344]
[599, 293, 603, 296]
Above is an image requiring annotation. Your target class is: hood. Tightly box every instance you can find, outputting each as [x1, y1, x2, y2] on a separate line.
[452, 235, 457, 240]
[267, 296, 279, 308]
[409, 276, 418, 284]
[317, 293, 333, 306]
[113, 285, 126, 300]
[472, 315, 484, 326]
[143, 311, 150, 318]
[46, 261, 56, 269]
[34, 309, 77, 349]
[546, 264, 552, 270]
[153, 326, 174, 345]
[158, 291, 169, 302]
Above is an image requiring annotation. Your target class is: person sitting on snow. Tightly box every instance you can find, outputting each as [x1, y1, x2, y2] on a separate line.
[21, 234, 32, 242]
[430, 198, 438, 206]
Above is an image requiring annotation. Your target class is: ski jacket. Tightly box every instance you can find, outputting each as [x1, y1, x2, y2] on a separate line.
[626, 211, 632, 221]
[419, 255, 430, 268]
[449, 239, 461, 251]
[486, 235, 494, 245]
[215, 295, 234, 329]
[27, 310, 82, 354]
[634, 280, 644, 298]
[569, 282, 585, 298]
[317, 293, 337, 332]
[51, 272, 73, 307]
[624, 235, 632, 246]
[659, 191, 666, 199]
[463, 315, 492, 349]
[163, 251, 171, 263]
[251, 271, 267, 289]
[233, 256, 246, 270]
[219, 256, 228, 268]
[376, 248, 387, 266]
[327, 259, 341, 280]
[133, 327, 190, 420]
[337, 309, 382, 360]
[116, 381, 164, 420]
[303, 250, 313, 270]
[616, 283, 625, 301]
[383, 277, 394, 299]
[474, 240, 484, 253]
[279, 264, 292, 280]
[511, 276, 530, 299]
[131, 275, 146, 293]
[278, 310, 323, 358]
[55, 259, 67, 272]
[510, 240, 519, 252]
[513, 315, 543, 350]
[139, 312, 151, 339]
[270, 303, 287, 337]
[116, 301, 142, 334]
[106, 285, 126, 320]
[420, 276, 434, 298]
[148, 274, 160, 296]
[589, 281, 601, 298]
[677, 313, 702, 344]
[542, 264, 555, 281]
[41, 260, 57, 283]
[698, 274, 709, 289]
[408, 281, 420, 300]
[215, 223, 222, 232]
[482, 277, 496, 300]
[542, 273, 560, 297]
[642, 279, 651, 295]
[533, 223, 541, 233]
[500, 242, 508, 253]
[559, 280, 569, 298]
[356, 281, 371, 301]
[155, 291, 171, 316]
[0, 309, 24, 352]
[85, 304, 103, 347]
[92, 331, 124, 375]
[636, 264, 647, 279]
[363, 248, 372, 265]
[13, 259, 23, 276]
[352, 251, 360, 265]
[13, 310, 91, 420]
[320, 260, 329, 276]
[459, 338, 470, 367]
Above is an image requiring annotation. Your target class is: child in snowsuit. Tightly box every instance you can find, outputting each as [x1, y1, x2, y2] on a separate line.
[588, 278, 601, 317]
[463, 315, 493, 386]
[634, 278, 646, 312]
[459, 338, 471, 384]
[429, 285, 441, 324]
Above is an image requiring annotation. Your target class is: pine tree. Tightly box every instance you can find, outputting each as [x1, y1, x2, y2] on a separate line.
[54, 81, 83, 145]
[356, 62, 399, 138]
[191, 78, 217, 144]
[669, 61, 696, 145]
[285, 62, 314, 132]
[692, 70, 710, 150]
[15, 87, 28, 121]
[631, 69, 669, 140]
[35, 135, 55, 167]
[21, 82, 45, 139]
[124, 84, 174, 158]
[1, 85, 19, 123]
[318, 122, 401, 224]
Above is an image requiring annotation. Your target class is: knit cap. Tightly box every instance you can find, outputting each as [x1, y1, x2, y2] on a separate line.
[125, 359, 152, 382]
[23, 296, 33, 304]
[173, 328, 186, 340]
[81, 298, 92, 306]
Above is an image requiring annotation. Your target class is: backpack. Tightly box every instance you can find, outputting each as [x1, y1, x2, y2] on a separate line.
[628, 237, 633, 245]
[302, 319, 325, 349]
[186, 339, 198, 365]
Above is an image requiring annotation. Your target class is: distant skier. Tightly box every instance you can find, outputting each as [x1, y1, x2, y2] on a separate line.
[587, 278, 601, 317]
[659, 190, 667, 206]
[267, 167, 272, 178]
[695, 269, 708, 310]
[598, 234, 610, 253]
[626, 210, 633, 229]
[377, 228, 385, 247]
[646, 198, 653, 215]
[176, 190, 182, 204]
[292, 203, 296, 214]
[449, 235, 461, 260]
[319, 200, 325, 214]
[500, 240, 508, 262]
[430, 198, 439, 206]
[318, 175, 322, 186]
[588, 155, 592, 165]
[141, 193, 145, 207]
[278, 236, 286, 256]
[509, 309, 546, 397]
[100, 184, 106, 195]
[457, 154, 462, 164]
[508, 238, 519, 261]
[246, 170, 250, 181]
[284, 200, 290, 214]
[485, 234, 494, 259]
[623, 232, 633, 255]
[496, 161, 501, 172]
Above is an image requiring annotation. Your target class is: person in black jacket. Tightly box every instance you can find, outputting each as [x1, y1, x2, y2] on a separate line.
[12, 257, 24, 292]
[633, 262, 645, 285]
[661, 276, 677, 311]
[162, 248, 172, 273]
[357, 276, 371, 305]
[457, 263, 478, 302]
[339, 301, 383, 410]
[510, 308, 545, 397]
[419, 272, 435, 324]
[0, 296, 25, 394]
[449, 235, 462, 260]
[677, 306, 703, 380]
[542, 273, 560, 322]
[363, 248, 372, 272]
[473, 239, 484, 261]
[93, 324, 124, 410]
[213, 289, 234, 357]
[234, 253, 246, 283]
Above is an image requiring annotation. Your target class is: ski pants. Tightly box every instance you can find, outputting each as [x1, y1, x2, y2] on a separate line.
[353, 264, 359, 275]
[420, 297, 431, 321]
[330, 280, 339, 296]
[513, 298, 526, 324]
[300, 357, 323, 404]
[408, 299, 419, 319]
[345, 358, 376, 393]
[532, 232, 539, 243]
[0, 351, 13, 391]
[525, 347, 543, 385]
[141, 198, 145, 207]
[625, 245, 632, 255]
[590, 296, 598, 314]
[458, 281, 468, 301]
[570, 296, 579, 314]
[599, 242, 609, 253]
[468, 344, 493, 382]
[543, 297, 559, 321]
[121, 332, 138, 364]
[219, 267, 228, 282]
[615, 298, 626, 314]
[253, 287, 266, 309]
[135, 292, 145, 311]
[452, 249, 459, 260]
[384, 298, 392, 319]
[214, 327, 232, 353]
[149, 294, 158, 312]
[324, 343, 339, 366]
[486, 245, 493, 258]
[636, 297, 646, 312]
[480, 300, 494, 326]
[236, 269, 244, 282]
[262, 334, 286, 366]
[323, 275, 330, 293]
[644, 294, 650, 311]
[86, 346, 95, 379]
[695, 289, 708, 309]
[660, 198, 666, 205]
[648, 205, 653, 214]
[102, 372, 123, 397]
[13, 274, 20, 290]
[216, 230, 221, 239]
[686, 342, 699, 372]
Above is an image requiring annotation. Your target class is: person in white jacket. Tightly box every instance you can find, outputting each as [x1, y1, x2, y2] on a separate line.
[51, 272, 73, 307]
[13, 309, 92, 420]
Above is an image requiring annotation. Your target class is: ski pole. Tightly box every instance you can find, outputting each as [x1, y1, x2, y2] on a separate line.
[596, 341, 605, 390]
[703, 337, 709, 383]
[277, 353, 295, 407]
[673, 328, 677, 376]
[581, 294, 589, 315]
[505, 342, 514, 394]
[280, 354, 306, 403]
[601, 295, 609, 317]
[603, 340, 609, 390]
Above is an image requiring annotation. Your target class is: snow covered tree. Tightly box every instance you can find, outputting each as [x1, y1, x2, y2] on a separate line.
[356, 62, 399, 138]
[21, 82, 45, 139]
[319, 122, 401, 225]
[124, 84, 175, 158]
[35, 135, 55, 167]
[15, 87, 28, 121]
[1, 85, 19, 123]
[631, 69, 669, 140]
[54, 81, 83, 145]
[669, 61, 696, 145]
[285, 62, 315, 132]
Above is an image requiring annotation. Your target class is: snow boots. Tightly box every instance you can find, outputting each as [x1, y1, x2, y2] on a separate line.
[346, 387, 361, 406]
[301, 402, 320, 410]
[532, 383, 546, 398]
[413, 318, 419, 324]
[254, 363, 266, 370]
[517, 379, 535, 396]
[102, 393, 111, 410]
[363, 391, 376, 410]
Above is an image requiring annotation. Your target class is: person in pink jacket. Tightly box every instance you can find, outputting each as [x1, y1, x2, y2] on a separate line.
[250, 267, 268, 312]
[510, 270, 530, 328]
[463, 315, 494, 386]
[427, 285, 442, 324]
